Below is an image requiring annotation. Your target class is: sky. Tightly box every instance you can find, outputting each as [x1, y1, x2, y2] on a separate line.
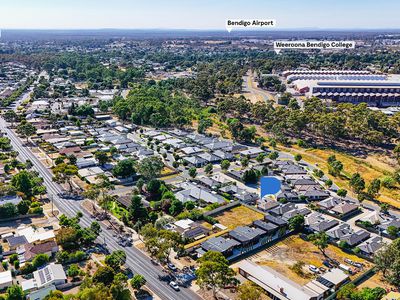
[1, 0, 400, 30]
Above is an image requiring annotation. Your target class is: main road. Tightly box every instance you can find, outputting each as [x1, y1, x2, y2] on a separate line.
[0, 94, 201, 300]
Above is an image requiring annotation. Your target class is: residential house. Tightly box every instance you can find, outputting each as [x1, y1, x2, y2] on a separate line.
[199, 236, 240, 257]
[305, 213, 339, 233]
[357, 236, 385, 257]
[229, 226, 266, 246]
[0, 271, 12, 290]
[22, 264, 67, 300]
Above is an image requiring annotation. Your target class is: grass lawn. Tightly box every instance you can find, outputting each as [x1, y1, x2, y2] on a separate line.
[211, 205, 264, 230]
[244, 235, 373, 285]
[108, 201, 128, 220]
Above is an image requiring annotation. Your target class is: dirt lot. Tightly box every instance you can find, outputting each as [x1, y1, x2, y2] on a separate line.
[358, 272, 394, 290]
[211, 205, 264, 230]
[234, 235, 373, 285]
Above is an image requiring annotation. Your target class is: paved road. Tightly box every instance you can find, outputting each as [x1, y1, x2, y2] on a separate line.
[0, 98, 201, 300]
[243, 70, 275, 102]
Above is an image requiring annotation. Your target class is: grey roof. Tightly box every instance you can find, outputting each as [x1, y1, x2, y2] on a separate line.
[326, 223, 351, 239]
[253, 220, 279, 233]
[378, 218, 400, 231]
[269, 203, 296, 216]
[306, 213, 339, 233]
[229, 226, 266, 243]
[276, 191, 299, 201]
[204, 140, 232, 150]
[7, 236, 28, 247]
[331, 203, 358, 215]
[235, 192, 259, 203]
[183, 156, 207, 166]
[280, 165, 308, 175]
[282, 208, 311, 221]
[293, 179, 319, 186]
[213, 150, 234, 160]
[175, 182, 226, 204]
[219, 184, 244, 194]
[318, 197, 342, 210]
[196, 152, 221, 163]
[358, 236, 384, 255]
[201, 236, 240, 253]
[341, 229, 370, 247]
[264, 215, 288, 227]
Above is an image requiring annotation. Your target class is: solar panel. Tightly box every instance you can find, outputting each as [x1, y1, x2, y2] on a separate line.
[38, 270, 46, 285]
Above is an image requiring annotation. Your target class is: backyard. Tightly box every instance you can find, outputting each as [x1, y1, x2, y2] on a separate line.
[210, 205, 264, 230]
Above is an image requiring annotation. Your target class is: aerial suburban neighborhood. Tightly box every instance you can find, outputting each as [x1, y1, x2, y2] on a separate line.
[1, 1, 400, 300]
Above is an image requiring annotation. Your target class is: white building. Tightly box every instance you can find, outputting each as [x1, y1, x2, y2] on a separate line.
[22, 264, 67, 295]
[0, 270, 13, 290]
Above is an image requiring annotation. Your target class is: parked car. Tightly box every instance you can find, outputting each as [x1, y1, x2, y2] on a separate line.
[344, 258, 353, 265]
[309, 265, 319, 273]
[168, 263, 177, 271]
[323, 260, 333, 268]
[319, 267, 327, 273]
[169, 281, 180, 291]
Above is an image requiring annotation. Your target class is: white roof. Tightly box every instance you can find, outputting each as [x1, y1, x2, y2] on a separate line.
[238, 260, 319, 300]
[0, 271, 12, 285]
[320, 268, 349, 285]
[17, 226, 55, 244]
[174, 219, 194, 230]
[33, 264, 66, 288]
[21, 278, 36, 291]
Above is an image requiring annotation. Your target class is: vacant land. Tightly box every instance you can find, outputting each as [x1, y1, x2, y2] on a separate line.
[358, 272, 394, 290]
[239, 235, 373, 285]
[212, 205, 264, 230]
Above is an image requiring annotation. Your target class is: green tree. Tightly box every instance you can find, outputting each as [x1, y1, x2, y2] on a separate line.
[387, 225, 399, 237]
[204, 163, 213, 175]
[337, 189, 347, 198]
[242, 169, 260, 184]
[240, 156, 249, 168]
[169, 199, 183, 216]
[17, 200, 30, 215]
[129, 195, 148, 224]
[95, 151, 109, 166]
[113, 159, 136, 178]
[327, 155, 343, 177]
[16, 121, 37, 142]
[32, 253, 49, 269]
[93, 265, 115, 286]
[130, 274, 146, 290]
[349, 173, 365, 194]
[136, 156, 164, 180]
[6, 285, 24, 300]
[105, 250, 126, 270]
[220, 160, 230, 172]
[367, 178, 381, 199]
[196, 251, 238, 299]
[4, 110, 18, 125]
[188, 167, 197, 178]
[52, 163, 78, 192]
[198, 118, 213, 134]
[294, 154, 302, 162]
[255, 153, 266, 163]
[288, 215, 305, 232]
[268, 151, 279, 160]
[67, 264, 80, 278]
[309, 232, 329, 257]
[237, 281, 261, 300]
